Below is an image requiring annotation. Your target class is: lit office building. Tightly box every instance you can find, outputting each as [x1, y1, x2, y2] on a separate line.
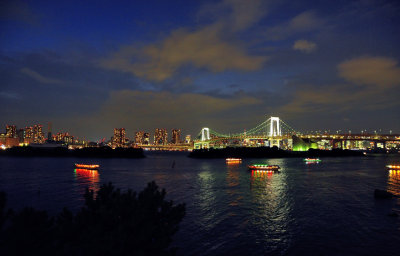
[135, 131, 144, 145]
[64, 135, 74, 144]
[171, 129, 181, 144]
[113, 128, 126, 147]
[54, 132, 74, 144]
[55, 132, 66, 141]
[25, 126, 33, 143]
[23, 125, 44, 144]
[154, 128, 167, 145]
[33, 125, 45, 143]
[143, 132, 150, 145]
[6, 125, 16, 138]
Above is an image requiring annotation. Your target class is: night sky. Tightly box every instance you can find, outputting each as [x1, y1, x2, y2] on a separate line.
[1, 0, 400, 140]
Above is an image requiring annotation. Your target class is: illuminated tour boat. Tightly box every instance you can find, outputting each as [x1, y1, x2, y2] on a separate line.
[226, 158, 242, 164]
[304, 158, 322, 163]
[386, 165, 400, 170]
[248, 164, 280, 172]
[74, 163, 100, 169]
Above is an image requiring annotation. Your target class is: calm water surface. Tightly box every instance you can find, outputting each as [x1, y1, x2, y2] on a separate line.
[1, 152, 400, 255]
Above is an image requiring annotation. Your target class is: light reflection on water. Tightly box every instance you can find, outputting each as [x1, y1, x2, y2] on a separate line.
[249, 160, 291, 254]
[1, 154, 400, 255]
[74, 168, 100, 195]
[387, 169, 400, 198]
[195, 169, 217, 232]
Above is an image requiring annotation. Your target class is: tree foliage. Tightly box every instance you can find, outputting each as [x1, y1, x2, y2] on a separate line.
[0, 182, 185, 256]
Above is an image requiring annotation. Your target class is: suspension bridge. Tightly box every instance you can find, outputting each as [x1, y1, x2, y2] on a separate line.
[194, 116, 400, 150]
[194, 116, 297, 149]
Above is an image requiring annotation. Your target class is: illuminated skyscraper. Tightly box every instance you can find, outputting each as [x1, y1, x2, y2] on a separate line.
[135, 131, 144, 145]
[33, 125, 45, 143]
[6, 125, 16, 138]
[143, 132, 150, 145]
[154, 128, 167, 145]
[25, 126, 33, 141]
[171, 129, 181, 144]
[113, 128, 126, 147]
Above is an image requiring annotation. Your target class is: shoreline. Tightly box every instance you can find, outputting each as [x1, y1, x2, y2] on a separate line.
[188, 147, 366, 158]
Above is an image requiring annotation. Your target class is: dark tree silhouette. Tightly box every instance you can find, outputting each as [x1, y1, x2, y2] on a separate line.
[0, 182, 185, 256]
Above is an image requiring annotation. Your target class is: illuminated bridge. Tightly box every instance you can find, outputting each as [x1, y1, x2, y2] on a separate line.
[194, 116, 297, 149]
[194, 116, 400, 150]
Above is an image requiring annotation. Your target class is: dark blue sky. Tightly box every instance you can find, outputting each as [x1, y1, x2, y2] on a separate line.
[1, 0, 400, 140]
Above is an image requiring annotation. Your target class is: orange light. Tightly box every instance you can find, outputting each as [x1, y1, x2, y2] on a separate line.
[75, 164, 100, 169]
[226, 158, 242, 164]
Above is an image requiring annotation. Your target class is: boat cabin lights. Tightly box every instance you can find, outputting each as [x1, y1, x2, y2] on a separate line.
[248, 164, 280, 170]
[226, 158, 242, 164]
[304, 158, 321, 162]
[75, 164, 100, 169]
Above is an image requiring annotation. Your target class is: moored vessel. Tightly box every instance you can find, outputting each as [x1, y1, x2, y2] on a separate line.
[74, 163, 100, 169]
[248, 164, 280, 171]
[226, 158, 242, 164]
[304, 158, 321, 163]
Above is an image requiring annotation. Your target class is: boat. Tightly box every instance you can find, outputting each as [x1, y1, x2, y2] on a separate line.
[248, 164, 280, 171]
[304, 158, 321, 163]
[226, 158, 242, 164]
[386, 165, 400, 169]
[74, 163, 100, 169]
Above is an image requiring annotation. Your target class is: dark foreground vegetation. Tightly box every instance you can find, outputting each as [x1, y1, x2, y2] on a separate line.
[0, 182, 185, 256]
[0, 146, 145, 158]
[189, 147, 365, 158]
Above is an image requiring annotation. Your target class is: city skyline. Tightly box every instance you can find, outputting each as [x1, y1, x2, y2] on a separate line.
[1, 123, 194, 145]
[1, 0, 400, 140]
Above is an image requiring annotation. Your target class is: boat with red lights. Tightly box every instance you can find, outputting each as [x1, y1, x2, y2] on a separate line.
[74, 164, 100, 169]
[248, 164, 280, 171]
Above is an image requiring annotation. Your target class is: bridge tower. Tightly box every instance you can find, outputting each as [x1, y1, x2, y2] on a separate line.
[201, 127, 210, 141]
[269, 116, 282, 148]
[269, 117, 281, 137]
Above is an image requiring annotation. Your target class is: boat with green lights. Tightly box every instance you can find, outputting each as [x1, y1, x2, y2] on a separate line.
[304, 158, 321, 163]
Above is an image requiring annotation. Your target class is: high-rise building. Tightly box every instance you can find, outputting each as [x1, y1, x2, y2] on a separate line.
[154, 128, 167, 145]
[23, 125, 44, 144]
[33, 125, 45, 143]
[143, 132, 150, 145]
[135, 131, 144, 145]
[24, 126, 33, 143]
[113, 128, 126, 147]
[6, 125, 16, 138]
[171, 129, 181, 144]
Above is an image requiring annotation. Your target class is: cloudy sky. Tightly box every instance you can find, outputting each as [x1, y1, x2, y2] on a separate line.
[1, 0, 399, 140]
